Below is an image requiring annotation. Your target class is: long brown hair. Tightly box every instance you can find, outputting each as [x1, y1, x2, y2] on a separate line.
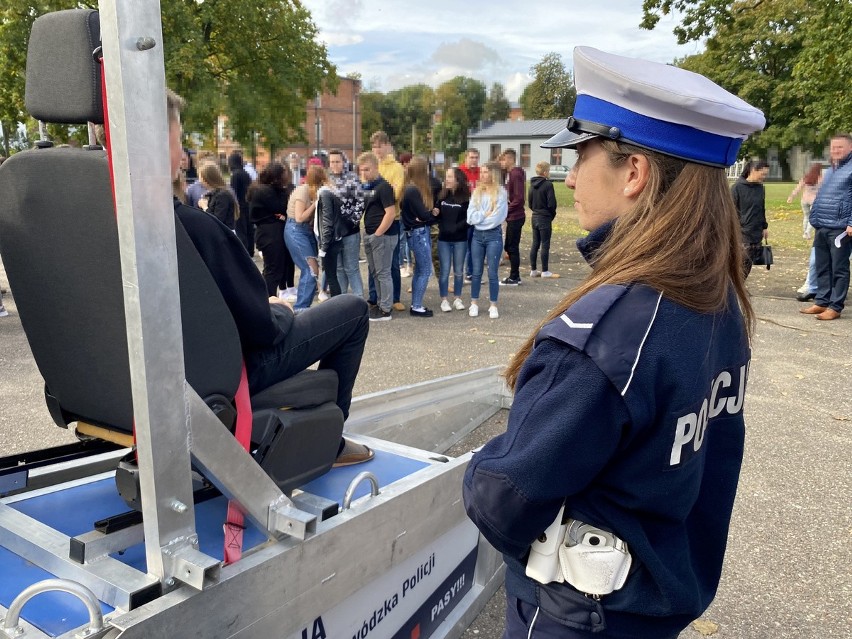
[803, 161, 822, 186]
[305, 164, 329, 200]
[504, 139, 755, 389]
[405, 156, 433, 210]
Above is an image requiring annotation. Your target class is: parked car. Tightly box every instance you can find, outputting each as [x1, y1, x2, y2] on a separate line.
[547, 164, 570, 182]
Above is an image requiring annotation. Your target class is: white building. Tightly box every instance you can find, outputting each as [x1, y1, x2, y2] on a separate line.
[466, 119, 577, 175]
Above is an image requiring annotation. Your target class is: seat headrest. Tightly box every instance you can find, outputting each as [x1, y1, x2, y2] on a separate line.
[25, 9, 103, 125]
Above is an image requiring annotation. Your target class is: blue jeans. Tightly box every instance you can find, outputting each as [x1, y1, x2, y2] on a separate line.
[283, 220, 318, 310]
[368, 220, 401, 304]
[407, 227, 433, 308]
[804, 247, 817, 293]
[438, 240, 467, 298]
[337, 231, 364, 297]
[399, 224, 411, 267]
[470, 227, 502, 303]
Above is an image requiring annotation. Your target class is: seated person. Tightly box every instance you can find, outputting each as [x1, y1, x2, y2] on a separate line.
[166, 90, 372, 466]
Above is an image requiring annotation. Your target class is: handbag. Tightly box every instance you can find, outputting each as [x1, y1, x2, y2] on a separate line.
[752, 241, 773, 269]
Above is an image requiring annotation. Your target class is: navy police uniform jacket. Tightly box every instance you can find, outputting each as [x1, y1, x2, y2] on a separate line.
[463, 223, 750, 638]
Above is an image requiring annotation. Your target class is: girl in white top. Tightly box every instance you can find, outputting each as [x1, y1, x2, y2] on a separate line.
[466, 161, 508, 318]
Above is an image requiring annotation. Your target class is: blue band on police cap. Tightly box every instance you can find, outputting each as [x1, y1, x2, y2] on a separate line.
[572, 95, 743, 167]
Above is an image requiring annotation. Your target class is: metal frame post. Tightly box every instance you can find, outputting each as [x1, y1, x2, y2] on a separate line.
[97, 0, 201, 585]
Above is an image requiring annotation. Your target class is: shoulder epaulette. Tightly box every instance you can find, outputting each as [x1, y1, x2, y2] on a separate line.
[535, 284, 663, 396]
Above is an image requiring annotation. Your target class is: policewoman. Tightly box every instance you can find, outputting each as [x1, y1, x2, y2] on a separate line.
[463, 47, 765, 639]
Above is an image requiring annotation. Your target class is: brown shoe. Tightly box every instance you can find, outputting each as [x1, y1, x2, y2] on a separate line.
[332, 438, 374, 467]
[815, 309, 841, 321]
[799, 305, 828, 315]
[392, 302, 405, 312]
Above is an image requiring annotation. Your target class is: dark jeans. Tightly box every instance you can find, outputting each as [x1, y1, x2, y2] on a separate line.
[245, 295, 369, 420]
[368, 220, 401, 304]
[813, 226, 852, 312]
[322, 240, 343, 297]
[530, 217, 553, 272]
[234, 210, 255, 256]
[504, 217, 525, 280]
[255, 221, 295, 296]
[741, 241, 762, 279]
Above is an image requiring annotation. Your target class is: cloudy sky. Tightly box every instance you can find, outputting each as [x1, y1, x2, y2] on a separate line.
[300, 1, 702, 101]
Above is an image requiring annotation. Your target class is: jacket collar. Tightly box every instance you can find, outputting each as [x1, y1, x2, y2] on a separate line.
[576, 219, 616, 265]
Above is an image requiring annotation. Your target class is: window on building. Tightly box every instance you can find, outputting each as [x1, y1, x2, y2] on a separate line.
[550, 148, 563, 166]
[490, 143, 501, 160]
[520, 144, 531, 168]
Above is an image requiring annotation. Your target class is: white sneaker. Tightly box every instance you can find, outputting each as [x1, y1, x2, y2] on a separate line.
[0, 306, 8, 318]
[453, 298, 465, 311]
[440, 299, 452, 312]
[530, 269, 541, 278]
[400, 266, 411, 278]
[318, 290, 329, 302]
[796, 285, 810, 295]
[541, 271, 560, 278]
[469, 304, 479, 317]
[489, 306, 499, 319]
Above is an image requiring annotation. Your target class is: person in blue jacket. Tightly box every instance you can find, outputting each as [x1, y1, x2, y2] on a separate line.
[463, 46, 766, 639]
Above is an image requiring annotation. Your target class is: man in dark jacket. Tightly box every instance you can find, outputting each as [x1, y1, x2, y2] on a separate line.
[730, 160, 768, 278]
[800, 134, 852, 320]
[499, 149, 527, 285]
[228, 151, 254, 255]
[528, 161, 559, 279]
[167, 90, 372, 465]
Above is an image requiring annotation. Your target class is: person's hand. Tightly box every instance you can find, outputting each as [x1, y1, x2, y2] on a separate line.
[846, 225, 852, 236]
[432, 208, 440, 217]
[786, 197, 793, 204]
[762, 229, 769, 240]
[318, 249, 327, 258]
[269, 296, 292, 310]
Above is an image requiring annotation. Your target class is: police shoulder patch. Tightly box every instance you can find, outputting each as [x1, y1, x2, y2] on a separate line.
[536, 284, 663, 396]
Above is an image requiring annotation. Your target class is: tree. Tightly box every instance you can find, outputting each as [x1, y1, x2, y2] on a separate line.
[382, 84, 435, 153]
[433, 76, 486, 159]
[359, 91, 385, 151]
[0, 0, 336, 155]
[519, 53, 575, 120]
[483, 83, 511, 122]
[641, 0, 852, 175]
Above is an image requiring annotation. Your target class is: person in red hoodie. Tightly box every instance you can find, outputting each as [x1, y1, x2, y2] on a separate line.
[499, 149, 527, 285]
[460, 148, 481, 281]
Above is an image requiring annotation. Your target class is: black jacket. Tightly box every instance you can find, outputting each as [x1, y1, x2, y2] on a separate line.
[528, 176, 557, 221]
[317, 188, 350, 252]
[400, 184, 437, 231]
[436, 192, 469, 242]
[731, 177, 767, 243]
[249, 184, 289, 226]
[205, 188, 237, 230]
[174, 198, 293, 355]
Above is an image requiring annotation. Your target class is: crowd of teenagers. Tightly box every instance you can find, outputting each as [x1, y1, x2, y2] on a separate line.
[174, 133, 563, 323]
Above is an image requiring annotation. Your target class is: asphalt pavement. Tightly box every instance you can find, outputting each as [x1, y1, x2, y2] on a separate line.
[1, 238, 849, 638]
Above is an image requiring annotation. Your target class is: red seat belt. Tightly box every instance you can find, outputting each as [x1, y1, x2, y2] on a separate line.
[224, 362, 253, 564]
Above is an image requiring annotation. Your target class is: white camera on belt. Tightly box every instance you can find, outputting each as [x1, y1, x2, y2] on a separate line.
[525, 506, 632, 596]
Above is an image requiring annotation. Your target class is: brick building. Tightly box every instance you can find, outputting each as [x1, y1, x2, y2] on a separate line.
[215, 77, 361, 172]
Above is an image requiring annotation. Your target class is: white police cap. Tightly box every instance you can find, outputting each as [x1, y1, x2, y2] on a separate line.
[542, 47, 766, 167]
